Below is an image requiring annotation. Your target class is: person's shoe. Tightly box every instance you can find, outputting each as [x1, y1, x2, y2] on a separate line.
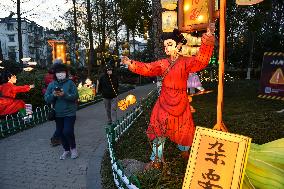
[71, 148, 78, 159]
[50, 138, 61, 147]
[60, 151, 70, 160]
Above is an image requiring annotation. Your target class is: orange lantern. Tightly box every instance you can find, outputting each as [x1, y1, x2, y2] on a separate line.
[118, 99, 128, 111]
[126, 94, 137, 105]
[178, 0, 219, 32]
[161, 0, 178, 10]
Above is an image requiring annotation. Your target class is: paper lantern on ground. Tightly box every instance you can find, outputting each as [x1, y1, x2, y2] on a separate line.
[162, 11, 177, 33]
[126, 94, 137, 105]
[161, 0, 178, 10]
[118, 99, 128, 111]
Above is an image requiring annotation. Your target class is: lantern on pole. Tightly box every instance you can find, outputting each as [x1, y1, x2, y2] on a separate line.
[161, 0, 178, 33]
[162, 11, 178, 32]
[178, 0, 219, 32]
[161, 0, 178, 10]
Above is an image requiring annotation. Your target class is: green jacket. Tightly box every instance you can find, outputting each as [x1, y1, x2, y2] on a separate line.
[44, 79, 79, 117]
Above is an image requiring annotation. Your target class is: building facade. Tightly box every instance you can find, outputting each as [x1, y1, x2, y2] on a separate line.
[0, 17, 47, 65]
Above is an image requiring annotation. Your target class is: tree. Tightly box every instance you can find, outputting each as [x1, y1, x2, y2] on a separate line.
[87, 0, 95, 77]
[151, 0, 163, 59]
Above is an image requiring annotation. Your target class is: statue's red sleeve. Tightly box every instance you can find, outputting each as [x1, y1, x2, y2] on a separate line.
[12, 85, 31, 93]
[185, 34, 215, 72]
[128, 59, 163, 77]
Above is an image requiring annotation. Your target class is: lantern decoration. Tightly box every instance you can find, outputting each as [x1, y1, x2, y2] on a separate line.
[162, 11, 178, 32]
[178, 0, 219, 32]
[48, 40, 67, 63]
[126, 94, 136, 105]
[118, 99, 128, 111]
[236, 0, 264, 5]
[178, 33, 202, 57]
[118, 94, 137, 111]
[161, 0, 178, 10]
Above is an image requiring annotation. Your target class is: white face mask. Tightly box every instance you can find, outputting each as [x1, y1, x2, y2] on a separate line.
[56, 72, 66, 80]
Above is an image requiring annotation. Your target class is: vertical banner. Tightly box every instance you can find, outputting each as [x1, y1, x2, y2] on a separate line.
[183, 127, 251, 189]
[259, 52, 284, 100]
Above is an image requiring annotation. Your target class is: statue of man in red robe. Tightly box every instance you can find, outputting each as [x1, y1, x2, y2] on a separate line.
[122, 23, 215, 167]
[0, 73, 34, 116]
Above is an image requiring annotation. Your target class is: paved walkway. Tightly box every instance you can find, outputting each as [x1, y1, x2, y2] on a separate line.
[0, 84, 156, 189]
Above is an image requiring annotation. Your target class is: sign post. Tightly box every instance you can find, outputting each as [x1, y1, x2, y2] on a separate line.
[183, 127, 251, 189]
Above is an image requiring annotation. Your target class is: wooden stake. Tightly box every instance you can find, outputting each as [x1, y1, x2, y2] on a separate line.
[213, 0, 228, 132]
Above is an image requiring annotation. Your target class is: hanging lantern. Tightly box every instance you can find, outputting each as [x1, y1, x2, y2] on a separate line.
[126, 94, 137, 105]
[161, 0, 178, 10]
[162, 11, 177, 32]
[178, 0, 219, 32]
[118, 99, 128, 111]
[180, 45, 191, 56]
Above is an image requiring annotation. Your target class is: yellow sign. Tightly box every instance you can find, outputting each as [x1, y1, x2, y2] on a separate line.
[270, 68, 284, 85]
[236, 0, 264, 6]
[183, 127, 251, 189]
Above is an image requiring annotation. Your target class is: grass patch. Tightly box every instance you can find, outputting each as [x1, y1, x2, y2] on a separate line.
[101, 80, 284, 189]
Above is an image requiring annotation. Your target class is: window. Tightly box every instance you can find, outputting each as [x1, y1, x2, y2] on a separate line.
[8, 35, 15, 42]
[7, 23, 13, 31]
[8, 46, 16, 52]
[8, 46, 16, 61]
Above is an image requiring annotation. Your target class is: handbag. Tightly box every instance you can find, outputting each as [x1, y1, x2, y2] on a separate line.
[47, 101, 56, 121]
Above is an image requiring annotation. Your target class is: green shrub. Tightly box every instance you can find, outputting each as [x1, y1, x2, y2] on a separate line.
[16, 69, 46, 108]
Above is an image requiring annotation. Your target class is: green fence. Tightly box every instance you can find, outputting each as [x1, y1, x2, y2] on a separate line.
[105, 90, 158, 189]
[0, 94, 103, 138]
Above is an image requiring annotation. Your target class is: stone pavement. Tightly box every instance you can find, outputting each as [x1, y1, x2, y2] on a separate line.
[0, 83, 156, 189]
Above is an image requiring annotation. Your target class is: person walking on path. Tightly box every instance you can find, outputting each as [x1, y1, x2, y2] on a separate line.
[97, 64, 119, 124]
[42, 66, 62, 147]
[44, 63, 79, 160]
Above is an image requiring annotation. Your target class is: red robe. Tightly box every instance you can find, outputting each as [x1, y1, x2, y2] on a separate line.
[0, 82, 31, 116]
[128, 34, 214, 147]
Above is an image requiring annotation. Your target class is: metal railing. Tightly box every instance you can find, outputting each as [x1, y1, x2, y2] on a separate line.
[105, 90, 158, 189]
[0, 94, 103, 138]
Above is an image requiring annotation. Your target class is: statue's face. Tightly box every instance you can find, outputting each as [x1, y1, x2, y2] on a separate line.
[164, 39, 177, 56]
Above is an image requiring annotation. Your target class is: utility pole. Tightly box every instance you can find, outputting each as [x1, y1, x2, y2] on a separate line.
[17, 0, 23, 65]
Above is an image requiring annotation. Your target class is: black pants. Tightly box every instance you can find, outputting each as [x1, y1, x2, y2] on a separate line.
[55, 116, 76, 151]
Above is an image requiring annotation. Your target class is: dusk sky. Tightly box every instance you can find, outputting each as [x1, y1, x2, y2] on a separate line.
[0, 0, 73, 28]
